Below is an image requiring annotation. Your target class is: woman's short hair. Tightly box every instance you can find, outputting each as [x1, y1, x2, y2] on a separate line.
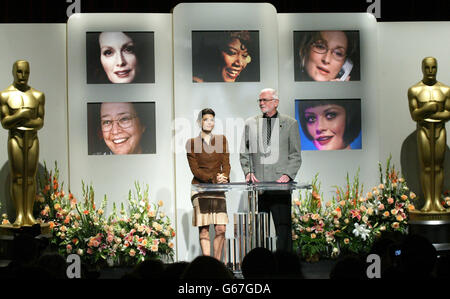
[197, 108, 215, 123]
[298, 99, 361, 147]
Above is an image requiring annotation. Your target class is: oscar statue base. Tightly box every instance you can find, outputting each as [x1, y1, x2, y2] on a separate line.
[408, 210, 450, 252]
[0, 223, 51, 261]
[0, 223, 51, 236]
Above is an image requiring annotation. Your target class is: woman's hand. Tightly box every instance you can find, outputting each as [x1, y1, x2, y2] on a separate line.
[216, 173, 228, 184]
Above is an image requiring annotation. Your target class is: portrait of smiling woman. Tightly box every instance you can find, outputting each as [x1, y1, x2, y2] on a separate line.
[192, 30, 260, 83]
[87, 102, 156, 155]
[296, 99, 362, 151]
[86, 31, 155, 84]
[294, 30, 360, 82]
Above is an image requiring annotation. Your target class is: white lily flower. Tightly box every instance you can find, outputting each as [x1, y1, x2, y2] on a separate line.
[352, 223, 371, 241]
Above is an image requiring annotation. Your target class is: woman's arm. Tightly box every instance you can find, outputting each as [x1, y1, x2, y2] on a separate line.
[186, 139, 213, 183]
[221, 135, 231, 181]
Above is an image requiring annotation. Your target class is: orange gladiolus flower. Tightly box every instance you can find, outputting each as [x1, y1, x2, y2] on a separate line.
[83, 210, 89, 215]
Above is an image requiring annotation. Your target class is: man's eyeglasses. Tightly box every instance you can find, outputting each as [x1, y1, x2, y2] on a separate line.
[310, 41, 347, 61]
[257, 98, 274, 103]
[101, 114, 137, 131]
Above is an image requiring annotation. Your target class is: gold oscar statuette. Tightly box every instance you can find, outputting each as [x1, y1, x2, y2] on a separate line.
[407, 57, 450, 219]
[0, 60, 45, 227]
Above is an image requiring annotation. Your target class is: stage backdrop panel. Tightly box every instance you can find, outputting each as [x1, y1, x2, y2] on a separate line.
[67, 14, 176, 256]
[173, 3, 279, 262]
[0, 24, 68, 219]
[377, 22, 450, 196]
[278, 13, 379, 199]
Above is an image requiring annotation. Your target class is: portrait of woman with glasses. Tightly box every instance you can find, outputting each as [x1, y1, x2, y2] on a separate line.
[294, 30, 360, 82]
[87, 102, 156, 155]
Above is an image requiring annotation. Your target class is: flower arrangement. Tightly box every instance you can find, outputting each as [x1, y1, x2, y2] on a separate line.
[108, 182, 176, 265]
[35, 162, 175, 268]
[366, 157, 415, 236]
[326, 170, 374, 255]
[292, 174, 334, 262]
[292, 156, 414, 261]
[58, 182, 114, 266]
[35, 162, 76, 247]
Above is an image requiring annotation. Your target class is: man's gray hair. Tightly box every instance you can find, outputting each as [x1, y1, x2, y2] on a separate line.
[259, 88, 279, 100]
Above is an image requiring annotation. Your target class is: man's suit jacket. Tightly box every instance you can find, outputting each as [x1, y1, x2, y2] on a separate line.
[240, 112, 302, 182]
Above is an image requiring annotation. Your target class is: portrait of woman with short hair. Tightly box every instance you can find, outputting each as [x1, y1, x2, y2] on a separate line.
[87, 102, 156, 155]
[296, 99, 362, 150]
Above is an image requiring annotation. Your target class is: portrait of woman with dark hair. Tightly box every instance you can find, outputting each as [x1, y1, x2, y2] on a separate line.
[87, 102, 156, 155]
[192, 30, 260, 83]
[294, 30, 360, 82]
[86, 31, 155, 84]
[296, 99, 362, 151]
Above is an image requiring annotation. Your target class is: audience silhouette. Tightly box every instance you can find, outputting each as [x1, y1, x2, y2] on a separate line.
[241, 247, 277, 279]
[1, 232, 448, 280]
[180, 256, 234, 279]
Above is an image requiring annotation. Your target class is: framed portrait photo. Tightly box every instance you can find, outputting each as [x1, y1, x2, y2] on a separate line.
[293, 30, 360, 82]
[87, 101, 156, 155]
[192, 30, 260, 83]
[295, 99, 362, 151]
[86, 31, 155, 84]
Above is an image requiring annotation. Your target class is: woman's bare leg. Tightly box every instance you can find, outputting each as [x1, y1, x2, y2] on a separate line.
[213, 224, 226, 260]
[199, 225, 211, 256]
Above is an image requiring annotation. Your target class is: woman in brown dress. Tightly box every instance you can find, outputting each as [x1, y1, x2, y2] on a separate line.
[186, 108, 231, 260]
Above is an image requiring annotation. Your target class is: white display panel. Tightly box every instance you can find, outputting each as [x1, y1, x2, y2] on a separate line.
[377, 22, 450, 194]
[173, 3, 279, 261]
[0, 24, 68, 218]
[278, 14, 379, 197]
[67, 14, 176, 256]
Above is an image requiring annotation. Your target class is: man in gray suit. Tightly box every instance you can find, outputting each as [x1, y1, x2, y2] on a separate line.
[240, 88, 302, 252]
